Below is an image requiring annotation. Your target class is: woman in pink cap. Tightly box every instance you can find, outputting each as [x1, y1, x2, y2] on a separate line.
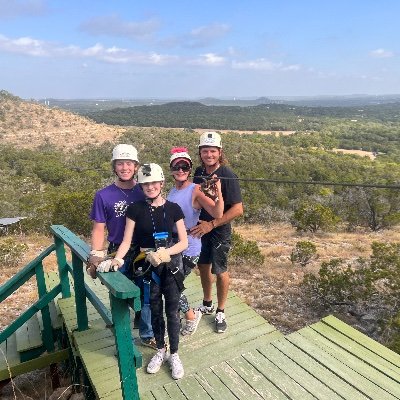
[167, 147, 224, 335]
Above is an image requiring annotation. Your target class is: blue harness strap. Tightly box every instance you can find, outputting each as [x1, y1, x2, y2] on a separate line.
[143, 279, 151, 305]
[151, 271, 161, 287]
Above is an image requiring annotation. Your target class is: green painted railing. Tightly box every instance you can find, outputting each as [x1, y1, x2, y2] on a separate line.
[0, 243, 59, 352]
[0, 225, 142, 400]
[50, 225, 142, 400]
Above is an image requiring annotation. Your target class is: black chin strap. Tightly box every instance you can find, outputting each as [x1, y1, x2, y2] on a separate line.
[145, 191, 162, 204]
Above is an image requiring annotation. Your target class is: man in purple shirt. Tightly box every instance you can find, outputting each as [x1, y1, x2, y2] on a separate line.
[88, 144, 156, 349]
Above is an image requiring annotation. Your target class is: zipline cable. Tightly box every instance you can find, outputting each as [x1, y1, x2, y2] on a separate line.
[193, 176, 400, 190]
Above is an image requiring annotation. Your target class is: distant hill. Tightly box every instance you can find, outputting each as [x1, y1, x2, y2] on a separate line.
[86, 100, 400, 131]
[0, 90, 126, 149]
[40, 94, 400, 114]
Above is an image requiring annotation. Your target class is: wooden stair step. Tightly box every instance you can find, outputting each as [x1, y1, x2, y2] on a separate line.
[16, 314, 42, 353]
[0, 333, 19, 373]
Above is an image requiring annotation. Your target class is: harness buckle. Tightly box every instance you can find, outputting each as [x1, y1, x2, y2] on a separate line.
[170, 265, 180, 275]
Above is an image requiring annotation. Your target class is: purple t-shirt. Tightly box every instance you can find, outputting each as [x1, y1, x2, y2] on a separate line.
[90, 183, 145, 244]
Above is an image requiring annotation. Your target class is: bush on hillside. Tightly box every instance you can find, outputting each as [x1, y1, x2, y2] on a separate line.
[302, 242, 400, 351]
[229, 230, 265, 266]
[0, 237, 28, 268]
[291, 202, 340, 232]
[290, 241, 318, 267]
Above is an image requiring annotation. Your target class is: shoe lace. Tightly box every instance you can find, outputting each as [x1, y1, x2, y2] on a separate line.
[170, 354, 182, 370]
[215, 312, 225, 323]
[151, 350, 165, 365]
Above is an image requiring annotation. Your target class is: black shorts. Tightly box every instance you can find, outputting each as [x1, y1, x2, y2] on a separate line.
[198, 225, 231, 274]
[182, 255, 199, 277]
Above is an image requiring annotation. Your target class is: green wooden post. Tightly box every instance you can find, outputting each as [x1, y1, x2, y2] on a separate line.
[36, 261, 55, 352]
[54, 236, 71, 298]
[110, 293, 139, 400]
[71, 252, 89, 331]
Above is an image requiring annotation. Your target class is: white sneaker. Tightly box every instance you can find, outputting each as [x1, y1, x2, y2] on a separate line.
[181, 309, 202, 336]
[147, 348, 169, 374]
[169, 353, 184, 380]
[215, 311, 227, 333]
[197, 303, 214, 315]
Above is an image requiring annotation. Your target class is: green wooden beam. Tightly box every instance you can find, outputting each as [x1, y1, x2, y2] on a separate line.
[0, 348, 70, 381]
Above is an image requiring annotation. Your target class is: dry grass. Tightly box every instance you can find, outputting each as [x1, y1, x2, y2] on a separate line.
[2, 224, 400, 333]
[230, 223, 400, 333]
[0, 99, 126, 150]
[331, 148, 376, 159]
[0, 234, 57, 330]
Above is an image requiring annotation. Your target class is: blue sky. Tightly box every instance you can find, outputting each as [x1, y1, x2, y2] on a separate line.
[1, 0, 400, 99]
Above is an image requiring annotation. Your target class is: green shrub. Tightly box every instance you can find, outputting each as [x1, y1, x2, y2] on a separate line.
[303, 255, 378, 307]
[53, 191, 94, 237]
[291, 202, 340, 232]
[290, 241, 317, 267]
[229, 230, 265, 266]
[0, 237, 28, 267]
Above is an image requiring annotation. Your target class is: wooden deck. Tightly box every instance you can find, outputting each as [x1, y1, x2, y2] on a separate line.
[58, 272, 400, 399]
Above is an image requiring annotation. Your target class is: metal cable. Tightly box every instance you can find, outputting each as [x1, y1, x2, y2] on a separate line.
[193, 176, 400, 190]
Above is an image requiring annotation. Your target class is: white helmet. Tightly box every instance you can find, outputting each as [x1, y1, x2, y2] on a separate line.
[137, 163, 164, 183]
[198, 131, 222, 148]
[112, 144, 139, 163]
[170, 147, 192, 166]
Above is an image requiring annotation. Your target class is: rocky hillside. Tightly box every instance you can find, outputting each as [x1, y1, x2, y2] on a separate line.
[0, 91, 126, 150]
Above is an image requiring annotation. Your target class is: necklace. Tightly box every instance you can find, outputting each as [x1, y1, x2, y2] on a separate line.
[115, 183, 133, 198]
[203, 164, 220, 178]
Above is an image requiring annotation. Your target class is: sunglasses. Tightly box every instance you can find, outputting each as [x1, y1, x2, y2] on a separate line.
[171, 164, 191, 172]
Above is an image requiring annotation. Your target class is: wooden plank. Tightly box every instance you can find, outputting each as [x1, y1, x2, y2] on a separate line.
[271, 337, 381, 400]
[260, 343, 347, 399]
[242, 350, 316, 400]
[177, 375, 213, 399]
[163, 381, 187, 399]
[310, 322, 400, 379]
[0, 334, 19, 372]
[139, 391, 157, 400]
[137, 315, 279, 390]
[100, 388, 124, 400]
[297, 328, 400, 399]
[227, 355, 289, 399]
[322, 315, 400, 367]
[91, 366, 123, 398]
[48, 300, 63, 329]
[210, 361, 264, 400]
[195, 368, 237, 400]
[16, 314, 42, 352]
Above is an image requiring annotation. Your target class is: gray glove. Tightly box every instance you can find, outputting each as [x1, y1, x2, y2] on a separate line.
[96, 258, 123, 273]
[86, 250, 105, 279]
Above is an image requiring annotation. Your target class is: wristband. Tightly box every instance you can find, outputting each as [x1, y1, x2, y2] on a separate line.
[90, 250, 105, 257]
[114, 257, 124, 267]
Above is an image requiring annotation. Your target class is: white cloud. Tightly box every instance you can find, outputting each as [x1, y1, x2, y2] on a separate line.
[232, 58, 277, 71]
[232, 58, 301, 72]
[0, 34, 178, 65]
[189, 53, 226, 66]
[0, 34, 49, 56]
[369, 48, 394, 58]
[79, 15, 160, 40]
